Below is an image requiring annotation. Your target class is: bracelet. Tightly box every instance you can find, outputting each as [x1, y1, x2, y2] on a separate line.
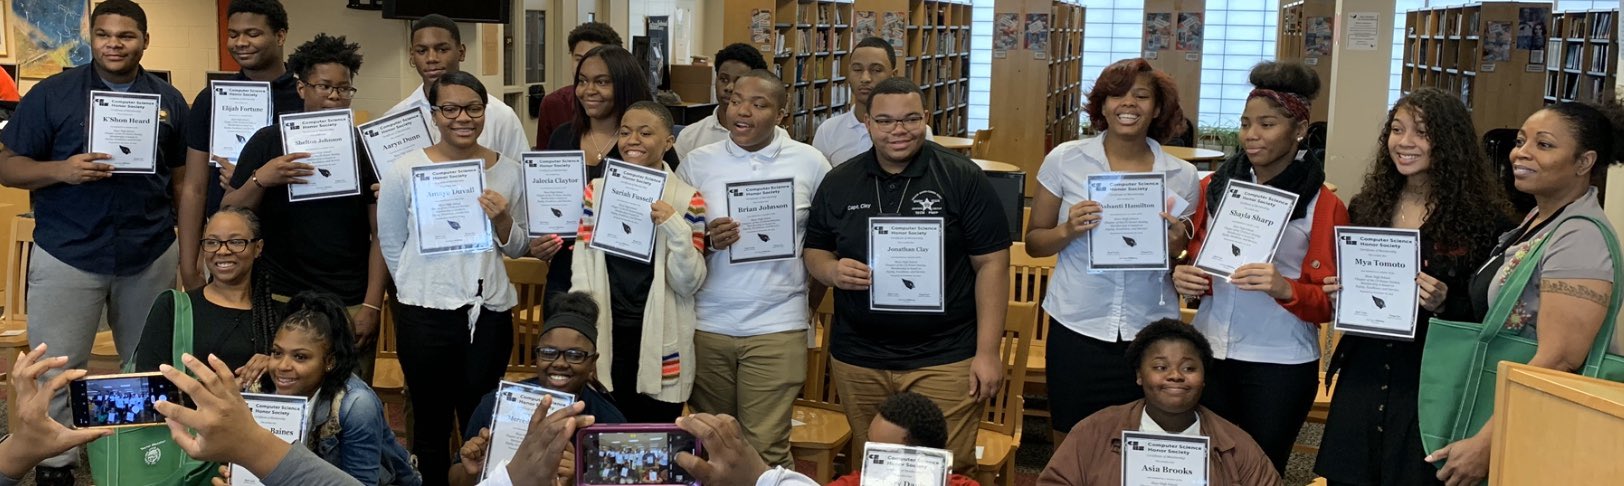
[251, 174, 266, 189]
[361, 302, 382, 312]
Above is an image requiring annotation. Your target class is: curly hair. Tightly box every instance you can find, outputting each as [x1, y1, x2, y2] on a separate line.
[876, 392, 948, 449]
[714, 43, 768, 71]
[227, 0, 289, 33]
[1349, 88, 1512, 269]
[568, 22, 623, 50]
[1126, 319, 1214, 370]
[277, 291, 357, 403]
[91, 0, 147, 34]
[287, 33, 363, 80]
[1085, 58, 1185, 143]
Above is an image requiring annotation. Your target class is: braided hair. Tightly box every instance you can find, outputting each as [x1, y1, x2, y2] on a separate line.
[208, 206, 280, 355]
[278, 291, 358, 403]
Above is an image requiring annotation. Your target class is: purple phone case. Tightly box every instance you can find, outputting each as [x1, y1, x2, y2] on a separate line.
[574, 424, 703, 486]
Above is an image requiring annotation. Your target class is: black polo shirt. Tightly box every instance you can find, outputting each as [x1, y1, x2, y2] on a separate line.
[0, 65, 189, 276]
[186, 69, 303, 217]
[228, 125, 378, 305]
[803, 142, 1010, 370]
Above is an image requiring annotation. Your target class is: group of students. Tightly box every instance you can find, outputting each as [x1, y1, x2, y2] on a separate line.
[0, 0, 1620, 486]
[84, 390, 157, 426]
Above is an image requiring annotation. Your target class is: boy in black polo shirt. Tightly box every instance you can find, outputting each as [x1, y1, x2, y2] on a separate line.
[0, 1, 188, 482]
[802, 77, 1010, 473]
[222, 33, 384, 380]
[177, 0, 303, 290]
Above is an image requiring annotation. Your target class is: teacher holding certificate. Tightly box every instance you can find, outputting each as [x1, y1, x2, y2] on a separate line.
[377, 71, 529, 482]
[571, 101, 708, 424]
[1024, 59, 1200, 445]
[1313, 89, 1514, 485]
[1171, 61, 1347, 474]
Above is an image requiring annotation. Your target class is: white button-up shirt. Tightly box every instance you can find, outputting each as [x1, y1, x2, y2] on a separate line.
[1191, 182, 1324, 364]
[385, 83, 532, 162]
[674, 131, 831, 337]
[811, 109, 933, 167]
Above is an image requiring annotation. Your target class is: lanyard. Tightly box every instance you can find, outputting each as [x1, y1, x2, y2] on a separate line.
[874, 178, 911, 216]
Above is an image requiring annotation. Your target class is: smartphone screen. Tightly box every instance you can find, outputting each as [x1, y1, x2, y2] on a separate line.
[578, 428, 700, 486]
[69, 372, 183, 429]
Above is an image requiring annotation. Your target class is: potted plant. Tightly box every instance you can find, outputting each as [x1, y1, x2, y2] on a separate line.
[1197, 122, 1240, 155]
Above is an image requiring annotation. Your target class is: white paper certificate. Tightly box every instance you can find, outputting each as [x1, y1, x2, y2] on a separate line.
[208, 80, 272, 165]
[86, 90, 161, 174]
[358, 108, 434, 179]
[1192, 180, 1300, 277]
[522, 151, 587, 238]
[860, 443, 952, 486]
[232, 394, 309, 486]
[280, 109, 361, 202]
[725, 178, 797, 264]
[1121, 431, 1208, 485]
[410, 160, 493, 255]
[1333, 227, 1422, 340]
[589, 159, 668, 264]
[482, 381, 576, 482]
[869, 217, 945, 313]
[1086, 173, 1170, 271]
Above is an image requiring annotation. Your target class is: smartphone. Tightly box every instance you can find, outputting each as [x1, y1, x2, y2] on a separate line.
[576, 424, 702, 486]
[69, 372, 185, 429]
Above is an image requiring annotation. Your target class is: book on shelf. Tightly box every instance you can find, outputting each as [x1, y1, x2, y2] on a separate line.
[1549, 39, 1563, 69]
[1592, 44, 1610, 72]
[1595, 13, 1613, 39]
[1565, 43, 1583, 70]
[1564, 73, 1581, 99]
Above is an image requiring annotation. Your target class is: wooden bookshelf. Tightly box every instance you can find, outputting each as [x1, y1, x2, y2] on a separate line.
[900, 0, 974, 137]
[721, 0, 857, 142]
[1275, 0, 1334, 122]
[1400, 2, 1550, 135]
[1544, 9, 1617, 105]
[1143, 0, 1204, 119]
[989, 0, 1084, 195]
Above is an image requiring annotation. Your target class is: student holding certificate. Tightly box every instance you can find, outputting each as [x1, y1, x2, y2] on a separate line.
[1312, 90, 1514, 485]
[1023, 58, 1200, 445]
[0, 2, 189, 480]
[1170, 62, 1347, 474]
[675, 70, 831, 466]
[450, 292, 628, 486]
[534, 45, 679, 307]
[243, 292, 419, 485]
[377, 72, 530, 482]
[1037, 320, 1280, 486]
[177, 0, 304, 290]
[570, 101, 707, 423]
[824, 393, 978, 486]
[222, 34, 387, 381]
[803, 78, 1010, 473]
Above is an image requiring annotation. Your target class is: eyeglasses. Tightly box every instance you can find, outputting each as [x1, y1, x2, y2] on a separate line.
[871, 115, 926, 131]
[535, 346, 596, 364]
[300, 81, 358, 99]
[435, 103, 487, 119]
[200, 238, 260, 253]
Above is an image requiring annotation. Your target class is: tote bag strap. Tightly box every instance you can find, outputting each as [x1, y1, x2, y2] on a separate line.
[120, 289, 195, 374]
[1474, 225, 1556, 343]
[1566, 215, 1624, 377]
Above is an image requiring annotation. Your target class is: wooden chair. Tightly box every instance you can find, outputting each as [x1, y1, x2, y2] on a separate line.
[372, 295, 409, 443]
[1008, 243, 1056, 418]
[503, 257, 550, 382]
[970, 127, 994, 159]
[975, 300, 1039, 486]
[790, 292, 847, 484]
[2, 215, 32, 436]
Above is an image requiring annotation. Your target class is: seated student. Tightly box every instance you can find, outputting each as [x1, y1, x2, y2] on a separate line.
[450, 291, 627, 486]
[826, 392, 980, 486]
[1037, 319, 1280, 486]
[134, 206, 284, 375]
[259, 291, 421, 485]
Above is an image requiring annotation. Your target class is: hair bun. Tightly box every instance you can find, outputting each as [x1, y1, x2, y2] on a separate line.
[1249, 60, 1320, 101]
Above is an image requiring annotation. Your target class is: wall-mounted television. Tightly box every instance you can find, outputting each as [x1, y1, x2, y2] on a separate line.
[382, 0, 510, 24]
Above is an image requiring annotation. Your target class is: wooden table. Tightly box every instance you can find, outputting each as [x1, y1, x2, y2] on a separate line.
[973, 158, 1020, 173]
[1162, 146, 1227, 170]
[932, 135, 974, 152]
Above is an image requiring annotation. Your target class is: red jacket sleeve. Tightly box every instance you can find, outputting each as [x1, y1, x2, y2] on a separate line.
[1184, 176, 1214, 296]
[1275, 185, 1348, 324]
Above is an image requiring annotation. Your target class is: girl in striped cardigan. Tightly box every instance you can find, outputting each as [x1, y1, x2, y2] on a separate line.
[572, 101, 708, 422]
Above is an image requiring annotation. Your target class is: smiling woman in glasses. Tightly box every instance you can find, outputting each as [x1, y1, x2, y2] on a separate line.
[448, 291, 628, 486]
[133, 206, 286, 375]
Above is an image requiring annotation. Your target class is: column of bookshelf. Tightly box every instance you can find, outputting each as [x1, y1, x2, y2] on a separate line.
[1544, 9, 1616, 105]
[902, 0, 972, 137]
[1048, 1, 1084, 148]
[721, 0, 855, 142]
[1401, 2, 1550, 136]
[1275, 0, 1333, 122]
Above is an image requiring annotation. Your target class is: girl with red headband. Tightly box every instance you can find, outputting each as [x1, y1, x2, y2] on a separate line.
[1172, 60, 1349, 474]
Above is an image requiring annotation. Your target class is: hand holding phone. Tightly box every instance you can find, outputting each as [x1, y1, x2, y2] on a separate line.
[70, 371, 186, 429]
[672, 414, 771, 486]
[0, 344, 111, 479]
[505, 397, 594, 484]
[575, 424, 702, 486]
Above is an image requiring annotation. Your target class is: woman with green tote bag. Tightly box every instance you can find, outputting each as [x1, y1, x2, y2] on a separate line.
[1421, 100, 1624, 486]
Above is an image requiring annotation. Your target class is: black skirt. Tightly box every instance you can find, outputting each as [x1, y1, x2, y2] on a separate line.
[1313, 334, 1442, 486]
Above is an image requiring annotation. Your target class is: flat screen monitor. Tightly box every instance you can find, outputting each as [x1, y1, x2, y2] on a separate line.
[984, 170, 1027, 242]
[205, 71, 237, 83]
[383, 0, 510, 24]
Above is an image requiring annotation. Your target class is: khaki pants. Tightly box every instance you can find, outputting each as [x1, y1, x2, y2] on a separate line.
[273, 294, 377, 381]
[688, 330, 807, 468]
[831, 357, 981, 473]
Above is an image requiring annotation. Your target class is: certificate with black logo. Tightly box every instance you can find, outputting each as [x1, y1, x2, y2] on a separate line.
[589, 159, 668, 264]
[87, 90, 161, 174]
[208, 80, 272, 165]
[280, 109, 361, 202]
[522, 151, 588, 238]
[869, 217, 945, 313]
[1333, 227, 1421, 340]
[725, 178, 797, 263]
[410, 160, 493, 255]
[1192, 180, 1299, 277]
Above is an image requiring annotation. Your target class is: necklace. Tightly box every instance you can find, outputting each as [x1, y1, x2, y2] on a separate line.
[587, 131, 617, 162]
[873, 178, 912, 214]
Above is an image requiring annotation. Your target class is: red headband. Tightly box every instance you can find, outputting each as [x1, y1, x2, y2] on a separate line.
[1249, 88, 1311, 121]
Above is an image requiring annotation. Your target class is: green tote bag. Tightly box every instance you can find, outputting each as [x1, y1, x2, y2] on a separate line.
[87, 289, 220, 486]
[1419, 215, 1624, 467]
